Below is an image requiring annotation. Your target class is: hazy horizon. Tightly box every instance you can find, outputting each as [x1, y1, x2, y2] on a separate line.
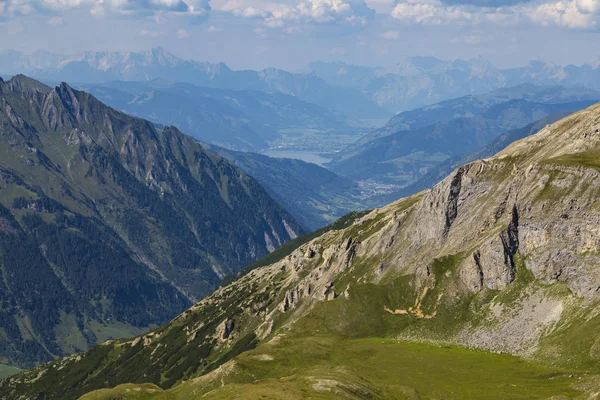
[2, 41, 600, 74]
[2, 1, 600, 71]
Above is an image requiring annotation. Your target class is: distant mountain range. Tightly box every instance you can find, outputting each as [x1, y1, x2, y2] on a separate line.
[80, 80, 362, 152]
[6, 48, 600, 120]
[328, 85, 600, 186]
[384, 111, 575, 203]
[310, 57, 600, 113]
[0, 75, 302, 368]
[0, 48, 391, 121]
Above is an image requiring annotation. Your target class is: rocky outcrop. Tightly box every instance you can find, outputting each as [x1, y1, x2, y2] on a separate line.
[218, 319, 236, 340]
[458, 205, 520, 291]
[444, 167, 464, 237]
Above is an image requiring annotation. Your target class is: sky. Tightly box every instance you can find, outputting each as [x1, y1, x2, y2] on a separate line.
[2, 0, 600, 71]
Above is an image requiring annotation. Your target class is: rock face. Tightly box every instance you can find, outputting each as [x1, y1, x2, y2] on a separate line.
[0, 75, 302, 368]
[5, 103, 600, 399]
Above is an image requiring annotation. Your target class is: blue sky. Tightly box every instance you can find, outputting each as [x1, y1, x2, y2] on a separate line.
[2, 0, 600, 70]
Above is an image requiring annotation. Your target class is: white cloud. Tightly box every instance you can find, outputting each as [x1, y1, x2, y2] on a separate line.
[390, 0, 600, 29]
[528, 0, 596, 28]
[207, 24, 222, 30]
[391, 0, 473, 24]
[262, 0, 376, 31]
[177, 27, 190, 37]
[577, 0, 600, 13]
[0, 0, 211, 21]
[380, 29, 399, 39]
[232, 6, 268, 17]
[211, 0, 375, 32]
[2, 0, 600, 33]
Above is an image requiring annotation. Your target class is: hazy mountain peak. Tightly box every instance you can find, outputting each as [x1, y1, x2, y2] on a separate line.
[397, 55, 447, 72]
[520, 59, 561, 76]
[144, 46, 181, 66]
[60, 47, 184, 72]
[451, 56, 495, 71]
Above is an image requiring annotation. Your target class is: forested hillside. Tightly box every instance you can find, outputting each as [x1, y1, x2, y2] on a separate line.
[0, 75, 302, 368]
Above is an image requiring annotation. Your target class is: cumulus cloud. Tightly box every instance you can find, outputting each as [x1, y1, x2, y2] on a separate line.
[0, 0, 211, 21]
[232, 6, 269, 17]
[177, 27, 190, 36]
[578, 0, 600, 12]
[528, 0, 598, 28]
[262, 0, 376, 31]
[212, 0, 376, 33]
[2, 0, 600, 32]
[390, 0, 600, 29]
[441, 0, 531, 5]
[391, 0, 473, 24]
[93, 0, 211, 20]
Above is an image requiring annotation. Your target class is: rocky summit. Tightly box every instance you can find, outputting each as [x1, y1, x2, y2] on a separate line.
[0, 75, 302, 369]
[4, 101, 600, 399]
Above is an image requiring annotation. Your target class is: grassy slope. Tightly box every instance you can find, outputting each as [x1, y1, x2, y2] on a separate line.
[79, 244, 600, 400]
[543, 150, 600, 171]
[81, 334, 589, 400]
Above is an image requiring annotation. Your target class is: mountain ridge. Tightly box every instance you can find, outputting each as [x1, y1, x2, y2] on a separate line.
[0, 49, 391, 120]
[329, 99, 597, 185]
[5, 100, 600, 399]
[0, 75, 302, 368]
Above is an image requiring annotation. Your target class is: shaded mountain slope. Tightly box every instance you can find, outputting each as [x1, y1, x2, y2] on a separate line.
[387, 111, 575, 201]
[0, 75, 301, 368]
[334, 84, 600, 163]
[6, 103, 600, 398]
[328, 99, 597, 185]
[203, 144, 369, 231]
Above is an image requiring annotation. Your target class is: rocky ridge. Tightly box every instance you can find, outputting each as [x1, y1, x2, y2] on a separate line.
[4, 103, 600, 398]
[0, 75, 302, 368]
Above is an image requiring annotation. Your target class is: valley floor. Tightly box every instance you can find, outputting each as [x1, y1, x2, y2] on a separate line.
[81, 335, 596, 400]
